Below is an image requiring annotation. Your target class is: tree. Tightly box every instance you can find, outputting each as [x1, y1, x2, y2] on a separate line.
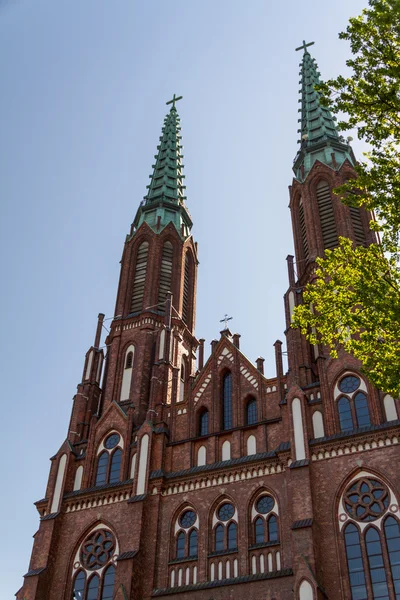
[292, 0, 400, 395]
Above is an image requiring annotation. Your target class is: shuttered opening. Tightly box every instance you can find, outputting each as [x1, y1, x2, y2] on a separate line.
[299, 199, 309, 262]
[316, 181, 338, 249]
[130, 241, 149, 313]
[182, 254, 190, 325]
[350, 207, 366, 246]
[158, 241, 173, 312]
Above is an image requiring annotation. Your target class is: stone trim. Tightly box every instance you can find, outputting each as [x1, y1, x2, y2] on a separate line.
[310, 431, 400, 463]
[152, 568, 293, 596]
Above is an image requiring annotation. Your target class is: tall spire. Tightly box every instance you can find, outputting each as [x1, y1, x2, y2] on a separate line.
[132, 96, 192, 238]
[293, 42, 355, 181]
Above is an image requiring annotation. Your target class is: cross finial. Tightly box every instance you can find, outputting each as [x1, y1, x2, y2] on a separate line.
[219, 314, 233, 329]
[295, 40, 315, 52]
[166, 94, 183, 109]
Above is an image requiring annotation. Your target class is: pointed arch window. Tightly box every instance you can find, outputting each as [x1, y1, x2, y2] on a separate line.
[182, 253, 191, 325]
[252, 494, 280, 547]
[176, 532, 185, 559]
[341, 477, 400, 600]
[350, 206, 367, 246]
[255, 517, 264, 543]
[95, 433, 123, 486]
[125, 351, 133, 369]
[222, 372, 233, 430]
[131, 241, 149, 313]
[246, 397, 257, 425]
[71, 528, 116, 600]
[173, 508, 199, 572]
[158, 241, 173, 311]
[179, 357, 187, 403]
[336, 375, 371, 432]
[215, 524, 224, 551]
[213, 502, 238, 553]
[189, 529, 198, 557]
[199, 409, 209, 436]
[227, 522, 237, 550]
[316, 180, 338, 250]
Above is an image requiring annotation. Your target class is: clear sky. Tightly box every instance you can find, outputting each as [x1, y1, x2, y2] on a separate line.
[0, 0, 368, 595]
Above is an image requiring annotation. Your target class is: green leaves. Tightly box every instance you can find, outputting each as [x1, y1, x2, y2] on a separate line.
[292, 0, 400, 395]
[292, 239, 400, 395]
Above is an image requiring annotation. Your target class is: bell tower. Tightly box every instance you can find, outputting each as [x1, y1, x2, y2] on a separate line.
[284, 42, 378, 389]
[100, 95, 199, 425]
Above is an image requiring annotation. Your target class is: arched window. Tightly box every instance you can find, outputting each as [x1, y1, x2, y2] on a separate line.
[189, 529, 198, 557]
[95, 433, 123, 486]
[215, 524, 224, 551]
[173, 508, 199, 567]
[199, 410, 209, 436]
[222, 372, 233, 430]
[338, 397, 353, 432]
[213, 502, 237, 553]
[120, 345, 135, 401]
[179, 358, 186, 403]
[341, 476, 400, 599]
[336, 375, 371, 432]
[109, 448, 122, 484]
[158, 241, 173, 311]
[95, 452, 109, 486]
[255, 517, 264, 543]
[252, 494, 280, 546]
[176, 532, 185, 559]
[182, 253, 191, 325]
[71, 528, 116, 600]
[298, 198, 309, 262]
[131, 241, 149, 313]
[227, 522, 237, 550]
[316, 180, 338, 250]
[246, 397, 257, 425]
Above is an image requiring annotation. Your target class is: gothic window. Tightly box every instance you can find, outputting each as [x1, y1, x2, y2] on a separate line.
[252, 494, 279, 545]
[316, 180, 338, 250]
[179, 358, 186, 403]
[340, 475, 400, 600]
[125, 351, 133, 369]
[158, 241, 173, 311]
[222, 372, 233, 430]
[298, 198, 309, 262]
[246, 397, 257, 425]
[174, 508, 199, 562]
[213, 502, 238, 552]
[71, 528, 117, 600]
[131, 241, 149, 313]
[336, 374, 371, 432]
[95, 433, 123, 486]
[182, 253, 191, 325]
[350, 206, 367, 246]
[199, 409, 209, 436]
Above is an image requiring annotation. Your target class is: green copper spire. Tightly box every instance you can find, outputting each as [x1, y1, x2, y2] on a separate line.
[132, 96, 192, 238]
[293, 41, 356, 181]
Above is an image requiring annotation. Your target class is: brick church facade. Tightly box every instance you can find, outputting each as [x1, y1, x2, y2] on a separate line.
[17, 45, 400, 600]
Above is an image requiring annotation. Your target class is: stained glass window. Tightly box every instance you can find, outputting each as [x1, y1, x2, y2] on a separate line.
[365, 527, 389, 599]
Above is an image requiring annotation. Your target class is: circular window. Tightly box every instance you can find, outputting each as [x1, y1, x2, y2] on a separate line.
[80, 529, 115, 570]
[179, 510, 196, 528]
[104, 433, 120, 449]
[256, 495, 275, 514]
[339, 376, 360, 394]
[218, 503, 235, 521]
[344, 478, 389, 522]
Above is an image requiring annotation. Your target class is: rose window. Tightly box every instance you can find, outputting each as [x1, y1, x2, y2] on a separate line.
[256, 495, 275, 514]
[339, 376, 360, 394]
[80, 529, 116, 570]
[344, 478, 389, 522]
[218, 503, 235, 521]
[179, 510, 196, 528]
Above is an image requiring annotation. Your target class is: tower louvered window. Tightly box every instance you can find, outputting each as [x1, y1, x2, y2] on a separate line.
[350, 207, 366, 246]
[158, 241, 173, 312]
[131, 241, 149, 313]
[316, 181, 338, 249]
[298, 199, 309, 262]
[182, 253, 190, 325]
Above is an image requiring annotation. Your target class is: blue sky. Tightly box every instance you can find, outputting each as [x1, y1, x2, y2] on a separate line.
[0, 0, 368, 595]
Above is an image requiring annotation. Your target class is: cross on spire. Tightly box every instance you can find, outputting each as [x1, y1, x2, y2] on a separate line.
[166, 94, 183, 109]
[295, 40, 315, 52]
[219, 314, 233, 329]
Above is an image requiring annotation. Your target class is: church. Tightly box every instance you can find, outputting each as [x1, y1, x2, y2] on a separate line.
[17, 43, 400, 600]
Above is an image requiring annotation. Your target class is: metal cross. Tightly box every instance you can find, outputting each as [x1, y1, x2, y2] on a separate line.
[295, 40, 315, 52]
[166, 94, 183, 108]
[220, 314, 233, 329]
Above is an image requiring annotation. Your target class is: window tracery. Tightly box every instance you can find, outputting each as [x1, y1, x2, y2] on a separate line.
[95, 432, 123, 487]
[72, 527, 117, 600]
[174, 508, 199, 560]
[339, 473, 400, 599]
[212, 501, 238, 553]
[250, 492, 280, 576]
[335, 374, 371, 432]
